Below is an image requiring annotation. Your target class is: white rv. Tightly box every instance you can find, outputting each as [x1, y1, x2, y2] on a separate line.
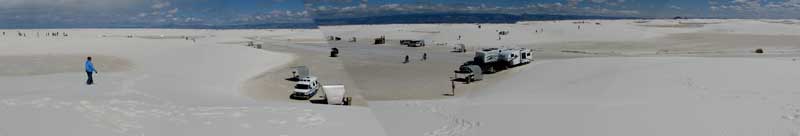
[499, 48, 533, 66]
[498, 48, 521, 66]
[463, 47, 534, 74]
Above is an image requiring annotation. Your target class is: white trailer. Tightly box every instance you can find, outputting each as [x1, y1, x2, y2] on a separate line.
[322, 85, 351, 105]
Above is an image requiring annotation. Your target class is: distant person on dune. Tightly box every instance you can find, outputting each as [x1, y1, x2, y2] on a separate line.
[85, 57, 98, 85]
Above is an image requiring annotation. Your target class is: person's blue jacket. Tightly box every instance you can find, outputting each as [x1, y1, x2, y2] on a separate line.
[85, 60, 96, 73]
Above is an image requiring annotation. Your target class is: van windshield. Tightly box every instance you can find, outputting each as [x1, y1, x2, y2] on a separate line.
[294, 84, 310, 89]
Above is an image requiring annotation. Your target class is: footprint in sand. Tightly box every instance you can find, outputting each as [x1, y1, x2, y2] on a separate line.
[2, 99, 18, 106]
[240, 123, 252, 128]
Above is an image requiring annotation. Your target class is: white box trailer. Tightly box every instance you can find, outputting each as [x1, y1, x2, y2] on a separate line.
[322, 85, 351, 105]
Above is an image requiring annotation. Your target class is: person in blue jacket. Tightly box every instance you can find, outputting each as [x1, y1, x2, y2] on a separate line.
[85, 56, 98, 85]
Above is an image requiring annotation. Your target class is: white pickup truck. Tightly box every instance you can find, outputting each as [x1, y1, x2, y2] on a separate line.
[290, 76, 320, 100]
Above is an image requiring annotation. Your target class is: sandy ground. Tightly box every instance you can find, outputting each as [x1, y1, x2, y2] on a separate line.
[238, 30, 371, 106]
[0, 54, 131, 76]
[318, 19, 800, 136]
[461, 57, 800, 136]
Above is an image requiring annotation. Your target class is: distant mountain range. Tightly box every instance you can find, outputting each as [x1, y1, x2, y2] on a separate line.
[160, 23, 319, 29]
[315, 13, 643, 26]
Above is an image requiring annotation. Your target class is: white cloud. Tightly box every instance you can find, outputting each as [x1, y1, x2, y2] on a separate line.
[0, 0, 313, 27]
[167, 8, 178, 14]
[709, 0, 800, 18]
[151, 1, 170, 9]
[669, 5, 682, 10]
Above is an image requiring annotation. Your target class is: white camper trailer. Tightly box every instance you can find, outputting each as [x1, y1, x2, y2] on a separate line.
[463, 47, 534, 74]
[499, 48, 522, 66]
[498, 48, 533, 66]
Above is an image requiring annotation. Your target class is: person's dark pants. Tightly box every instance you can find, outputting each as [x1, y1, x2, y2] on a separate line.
[86, 71, 93, 85]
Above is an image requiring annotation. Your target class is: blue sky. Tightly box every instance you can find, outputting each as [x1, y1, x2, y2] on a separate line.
[0, 0, 312, 28]
[306, 0, 800, 19]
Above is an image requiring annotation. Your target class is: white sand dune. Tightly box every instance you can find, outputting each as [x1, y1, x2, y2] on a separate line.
[366, 57, 800, 136]
[6, 19, 800, 136]
[463, 57, 800, 136]
[0, 29, 386, 136]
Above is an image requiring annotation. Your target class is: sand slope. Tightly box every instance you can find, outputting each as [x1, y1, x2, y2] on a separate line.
[465, 57, 800, 136]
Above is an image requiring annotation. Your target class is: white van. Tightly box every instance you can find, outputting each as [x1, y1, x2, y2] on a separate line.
[290, 76, 320, 100]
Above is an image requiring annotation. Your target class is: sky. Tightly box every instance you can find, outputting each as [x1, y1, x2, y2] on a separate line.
[305, 0, 800, 19]
[0, 0, 312, 28]
[2, 0, 800, 28]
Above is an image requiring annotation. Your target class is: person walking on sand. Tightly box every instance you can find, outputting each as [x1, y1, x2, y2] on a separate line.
[85, 57, 98, 85]
[422, 53, 427, 61]
[451, 80, 456, 96]
[404, 55, 410, 64]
